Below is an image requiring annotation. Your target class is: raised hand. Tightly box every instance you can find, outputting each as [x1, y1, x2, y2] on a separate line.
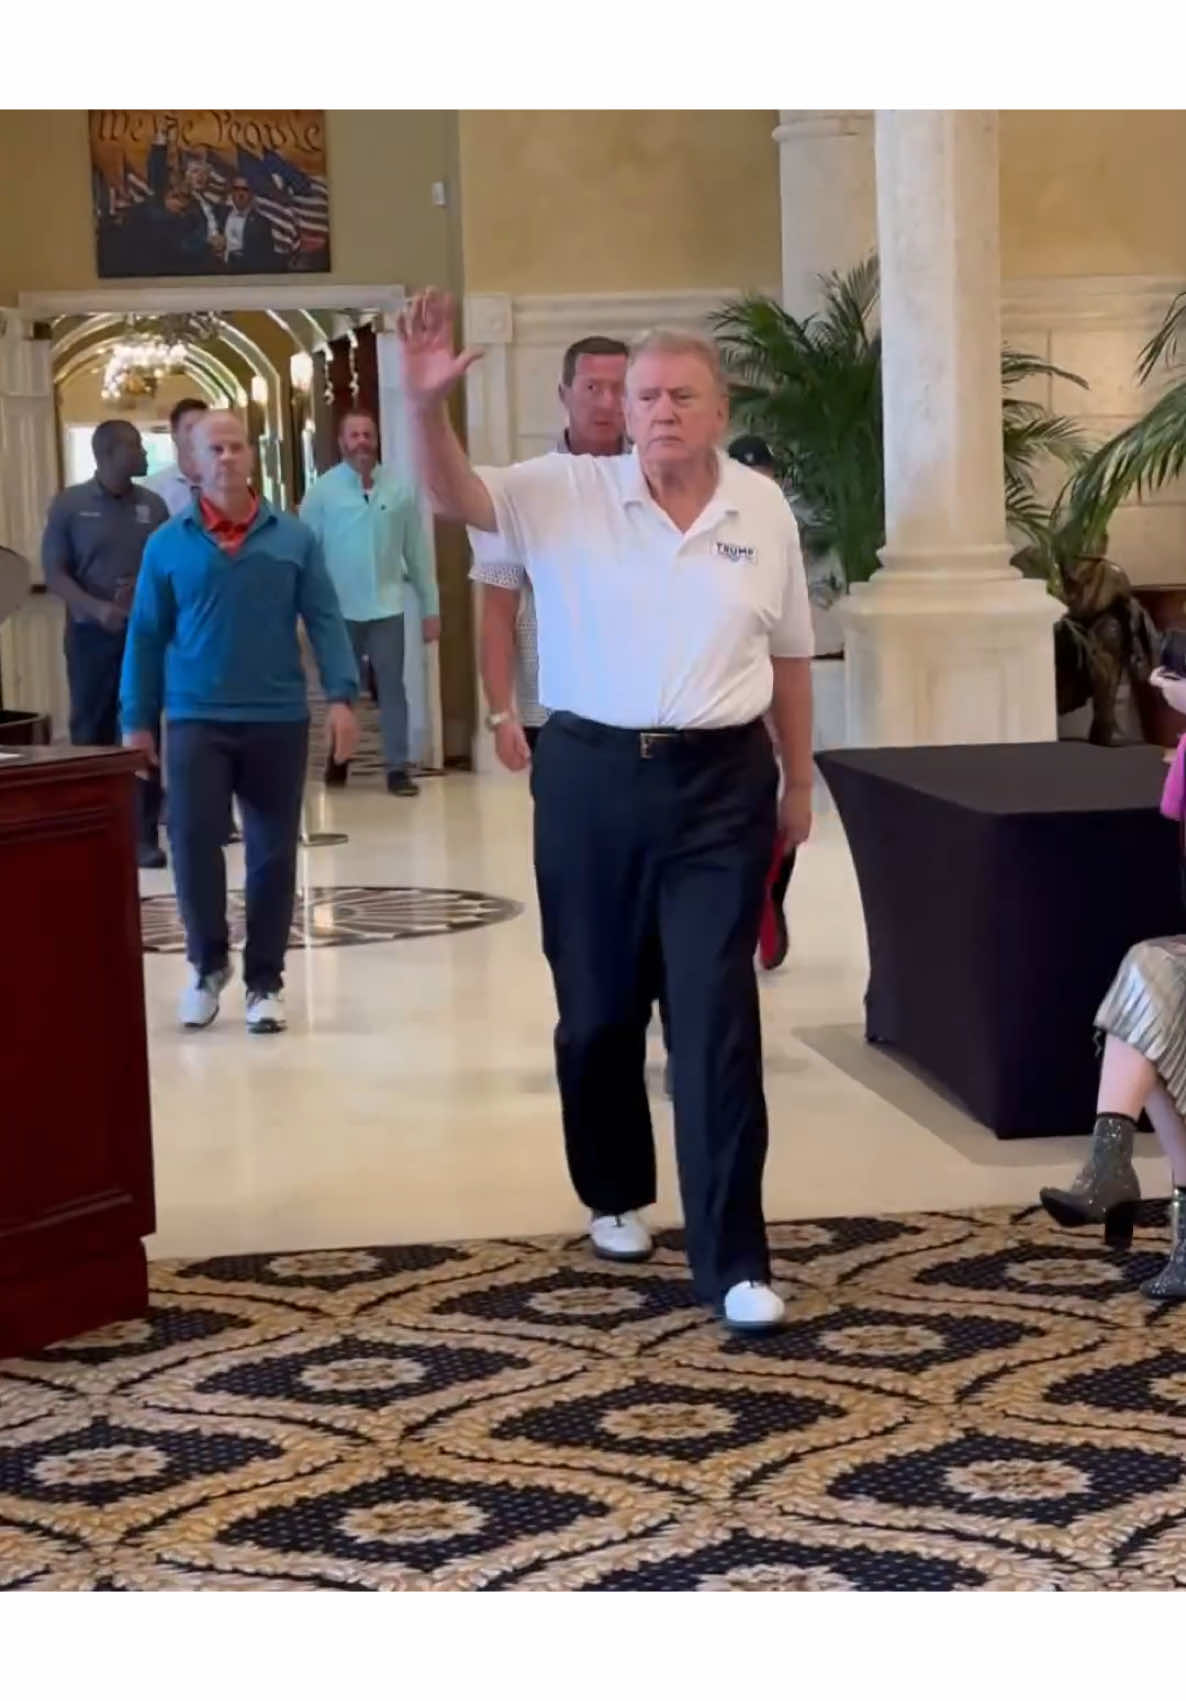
[396, 290, 483, 410]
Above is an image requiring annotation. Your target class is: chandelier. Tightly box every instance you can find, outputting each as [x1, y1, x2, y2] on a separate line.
[99, 312, 224, 405]
[100, 338, 185, 403]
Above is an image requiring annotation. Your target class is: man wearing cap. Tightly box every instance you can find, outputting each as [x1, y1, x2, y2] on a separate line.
[398, 291, 814, 1333]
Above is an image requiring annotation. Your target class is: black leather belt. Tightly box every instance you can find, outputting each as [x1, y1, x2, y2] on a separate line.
[549, 711, 762, 759]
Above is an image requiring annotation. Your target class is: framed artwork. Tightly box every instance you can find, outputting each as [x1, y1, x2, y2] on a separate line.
[89, 111, 331, 279]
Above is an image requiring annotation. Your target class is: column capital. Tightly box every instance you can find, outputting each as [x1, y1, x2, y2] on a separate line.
[773, 111, 873, 146]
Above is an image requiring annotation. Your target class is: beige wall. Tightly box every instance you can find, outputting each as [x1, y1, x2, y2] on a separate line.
[0, 110, 461, 302]
[5, 109, 1185, 306]
[456, 109, 1186, 296]
[1001, 111, 1186, 278]
[458, 110, 782, 294]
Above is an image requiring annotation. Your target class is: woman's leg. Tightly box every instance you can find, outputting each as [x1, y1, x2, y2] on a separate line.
[1098, 1035, 1159, 1120]
[1145, 1084, 1186, 1186]
[1039, 1035, 1145, 1246]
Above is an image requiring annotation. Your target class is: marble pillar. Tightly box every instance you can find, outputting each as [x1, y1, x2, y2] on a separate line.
[773, 111, 876, 318]
[840, 111, 1059, 747]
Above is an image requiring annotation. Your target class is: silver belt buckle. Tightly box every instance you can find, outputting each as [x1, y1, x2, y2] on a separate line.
[639, 731, 674, 759]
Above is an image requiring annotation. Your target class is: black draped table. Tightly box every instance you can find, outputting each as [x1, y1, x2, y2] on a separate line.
[816, 743, 1183, 1139]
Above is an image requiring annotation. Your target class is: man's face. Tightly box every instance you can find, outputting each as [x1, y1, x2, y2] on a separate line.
[99, 425, 148, 485]
[230, 180, 252, 212]
[560, 353, 627, 453]
[192, 412, 252, 499]
[173, 407, 207, 481]
[186, 161, 210, 194]
[625, 352, 727, 467]
[340, 414, 379, 476]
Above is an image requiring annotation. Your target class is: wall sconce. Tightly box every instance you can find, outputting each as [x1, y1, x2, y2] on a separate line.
[250, 375, 269, 407]
[289, 352, 313, 394]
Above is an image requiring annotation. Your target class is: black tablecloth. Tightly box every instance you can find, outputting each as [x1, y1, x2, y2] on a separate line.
[816, 743, 1184, 1138]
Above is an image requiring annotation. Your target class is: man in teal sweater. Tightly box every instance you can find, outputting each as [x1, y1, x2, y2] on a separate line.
[300, 409, 440, 797]
[121, 411, 360, 1035]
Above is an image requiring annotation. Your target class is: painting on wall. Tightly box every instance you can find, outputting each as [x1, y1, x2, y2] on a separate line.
[89, 111, 331, 280]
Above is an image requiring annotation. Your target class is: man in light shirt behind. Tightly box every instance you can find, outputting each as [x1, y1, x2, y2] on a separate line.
[300, 410, 441, 797]
[144, 396, 208, 517]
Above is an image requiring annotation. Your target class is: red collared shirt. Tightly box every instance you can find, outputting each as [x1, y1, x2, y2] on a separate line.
[200, 493, 260, 555]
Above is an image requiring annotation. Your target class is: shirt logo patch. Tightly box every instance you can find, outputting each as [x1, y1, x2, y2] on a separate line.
[716, 540, 757, 565]
[135, 504, 153, 524]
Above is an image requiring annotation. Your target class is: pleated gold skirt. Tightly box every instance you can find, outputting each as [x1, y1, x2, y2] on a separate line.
[1097, 937, 1186, 1119]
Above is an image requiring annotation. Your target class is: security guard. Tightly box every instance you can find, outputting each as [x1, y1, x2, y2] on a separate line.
[398, 290, 814, 1332]
[42, 419, 168, 866]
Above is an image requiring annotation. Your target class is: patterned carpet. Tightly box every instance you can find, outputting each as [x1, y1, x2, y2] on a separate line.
[4, 1201, 1186, 1591]
[139, 886, 522, 953]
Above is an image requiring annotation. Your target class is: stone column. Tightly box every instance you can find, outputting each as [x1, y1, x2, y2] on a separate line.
[840, 111, 1059, 747]
[773, 111, 876, 318]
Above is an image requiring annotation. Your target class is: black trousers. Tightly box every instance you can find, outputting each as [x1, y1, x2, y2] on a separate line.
[532, 712, 778, 1301]
[64, 619, 160, 849]
[166, 719, 309, 993]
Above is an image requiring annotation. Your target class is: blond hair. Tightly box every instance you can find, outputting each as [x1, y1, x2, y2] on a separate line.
[627, 327, 725, 393]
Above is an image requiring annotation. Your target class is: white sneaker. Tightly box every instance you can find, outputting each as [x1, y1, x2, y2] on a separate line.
[589, 1211, 653, 1263]
[245, 989, 286, 1034]
[178, 965, 232, 1030]
[722, 1281, 786, 1333]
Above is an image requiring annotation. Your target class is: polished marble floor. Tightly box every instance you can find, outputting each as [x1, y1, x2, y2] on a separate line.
[137, 772, 1168, 1262]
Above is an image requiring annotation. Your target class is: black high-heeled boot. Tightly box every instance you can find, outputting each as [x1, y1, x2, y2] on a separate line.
[1039, 1113, 1142, 1250]
[1141, 1186, 1186, 1300]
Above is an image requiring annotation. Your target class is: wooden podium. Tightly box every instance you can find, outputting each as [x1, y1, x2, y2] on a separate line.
[0, 746, 155, 1357]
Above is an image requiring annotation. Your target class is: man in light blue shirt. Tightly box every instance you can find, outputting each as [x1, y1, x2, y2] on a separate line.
[300, 410, 440, 796]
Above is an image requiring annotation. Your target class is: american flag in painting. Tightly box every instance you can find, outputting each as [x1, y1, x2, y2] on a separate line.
[113, 148, 329, 264]
[90, 112, 331, 277]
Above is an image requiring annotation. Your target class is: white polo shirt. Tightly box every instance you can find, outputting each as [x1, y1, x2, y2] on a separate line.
[476, 447, 813, 730]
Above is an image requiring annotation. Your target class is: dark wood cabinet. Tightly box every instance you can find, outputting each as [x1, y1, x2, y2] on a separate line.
[0, 746, 155, 1357]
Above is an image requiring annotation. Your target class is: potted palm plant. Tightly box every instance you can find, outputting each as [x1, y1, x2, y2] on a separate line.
[710, 259, 1090, 743]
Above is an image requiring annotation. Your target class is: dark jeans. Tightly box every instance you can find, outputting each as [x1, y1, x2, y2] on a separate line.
[166, 719, 309, 993]
[64, 618, 160, 849]
[527, 715, 670, 1054]
[346, 616, 407, 773]
[532, 712, 778, 1301]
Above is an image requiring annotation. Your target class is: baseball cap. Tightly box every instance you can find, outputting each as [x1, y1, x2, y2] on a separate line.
[728, 434, 776, 472]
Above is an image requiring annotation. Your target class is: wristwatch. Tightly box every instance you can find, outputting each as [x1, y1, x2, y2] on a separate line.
[485, 710, 514, 732]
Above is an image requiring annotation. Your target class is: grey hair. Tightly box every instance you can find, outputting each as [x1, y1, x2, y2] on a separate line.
[627, 327, 726, 393]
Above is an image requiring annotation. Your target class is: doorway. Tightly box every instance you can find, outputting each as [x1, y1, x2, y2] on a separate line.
[9, 282, 476, 769]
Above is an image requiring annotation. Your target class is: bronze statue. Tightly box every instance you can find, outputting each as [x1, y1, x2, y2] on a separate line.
[1061, 552, 1158, 745]
[1019, 536, 1159, 746]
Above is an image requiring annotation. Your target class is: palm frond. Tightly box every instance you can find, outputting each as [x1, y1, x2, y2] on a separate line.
[1000, 346, 1089, 394]
[1003, 410, 1091, 470]
[811, 256, 880, 353]
[710, 259, 1091, 589]
[1137, 289, 1186, 385]
[1064, 379, 1186, 548]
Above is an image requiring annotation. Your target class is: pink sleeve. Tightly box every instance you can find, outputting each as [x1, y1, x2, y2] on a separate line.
[1160, 735, 1186, 820]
